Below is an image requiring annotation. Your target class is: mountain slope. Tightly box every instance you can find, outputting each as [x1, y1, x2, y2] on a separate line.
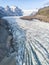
[21, 6, 49, 22]
[37, 6, 49, 17]
[0, 7, 7, 18]
[0, 6, 23, 18]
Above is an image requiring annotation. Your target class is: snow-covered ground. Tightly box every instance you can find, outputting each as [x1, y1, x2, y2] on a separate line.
[4, 17, 49, 65]
[23, 9, 38, 16]
[23, 10, 33, 16]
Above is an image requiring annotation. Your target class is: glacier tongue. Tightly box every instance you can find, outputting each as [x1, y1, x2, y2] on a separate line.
[4, 17, 49, 65]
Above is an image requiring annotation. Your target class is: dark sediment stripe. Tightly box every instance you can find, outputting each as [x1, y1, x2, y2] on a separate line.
[29, 43, 42, 65]
[30, 40, 49, 64]
[34, 39, 49, 55]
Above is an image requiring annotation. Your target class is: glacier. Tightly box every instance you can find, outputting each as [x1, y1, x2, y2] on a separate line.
[3, 16, 49, 65]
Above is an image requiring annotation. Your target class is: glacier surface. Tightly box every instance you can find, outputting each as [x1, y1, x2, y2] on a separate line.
[4, 17, 49, 65]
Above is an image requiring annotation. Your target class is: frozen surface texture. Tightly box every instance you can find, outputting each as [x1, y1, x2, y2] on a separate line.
[3, 17, 49, 65]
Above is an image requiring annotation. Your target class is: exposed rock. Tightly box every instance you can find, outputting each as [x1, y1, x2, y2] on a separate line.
[0, 19, 14, 62]
[0, 52, 16, 65]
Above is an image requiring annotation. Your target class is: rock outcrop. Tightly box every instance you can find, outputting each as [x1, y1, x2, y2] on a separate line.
[0, 19, 14, 62]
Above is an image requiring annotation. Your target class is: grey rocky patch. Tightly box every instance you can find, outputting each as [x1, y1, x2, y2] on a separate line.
[0, 19, 14, 62]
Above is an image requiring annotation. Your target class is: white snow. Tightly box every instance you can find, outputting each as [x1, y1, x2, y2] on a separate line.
[23, 9, 38, 16]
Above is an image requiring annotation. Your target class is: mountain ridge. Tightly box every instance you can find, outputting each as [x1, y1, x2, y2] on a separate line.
[0, 6, 23, 18]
